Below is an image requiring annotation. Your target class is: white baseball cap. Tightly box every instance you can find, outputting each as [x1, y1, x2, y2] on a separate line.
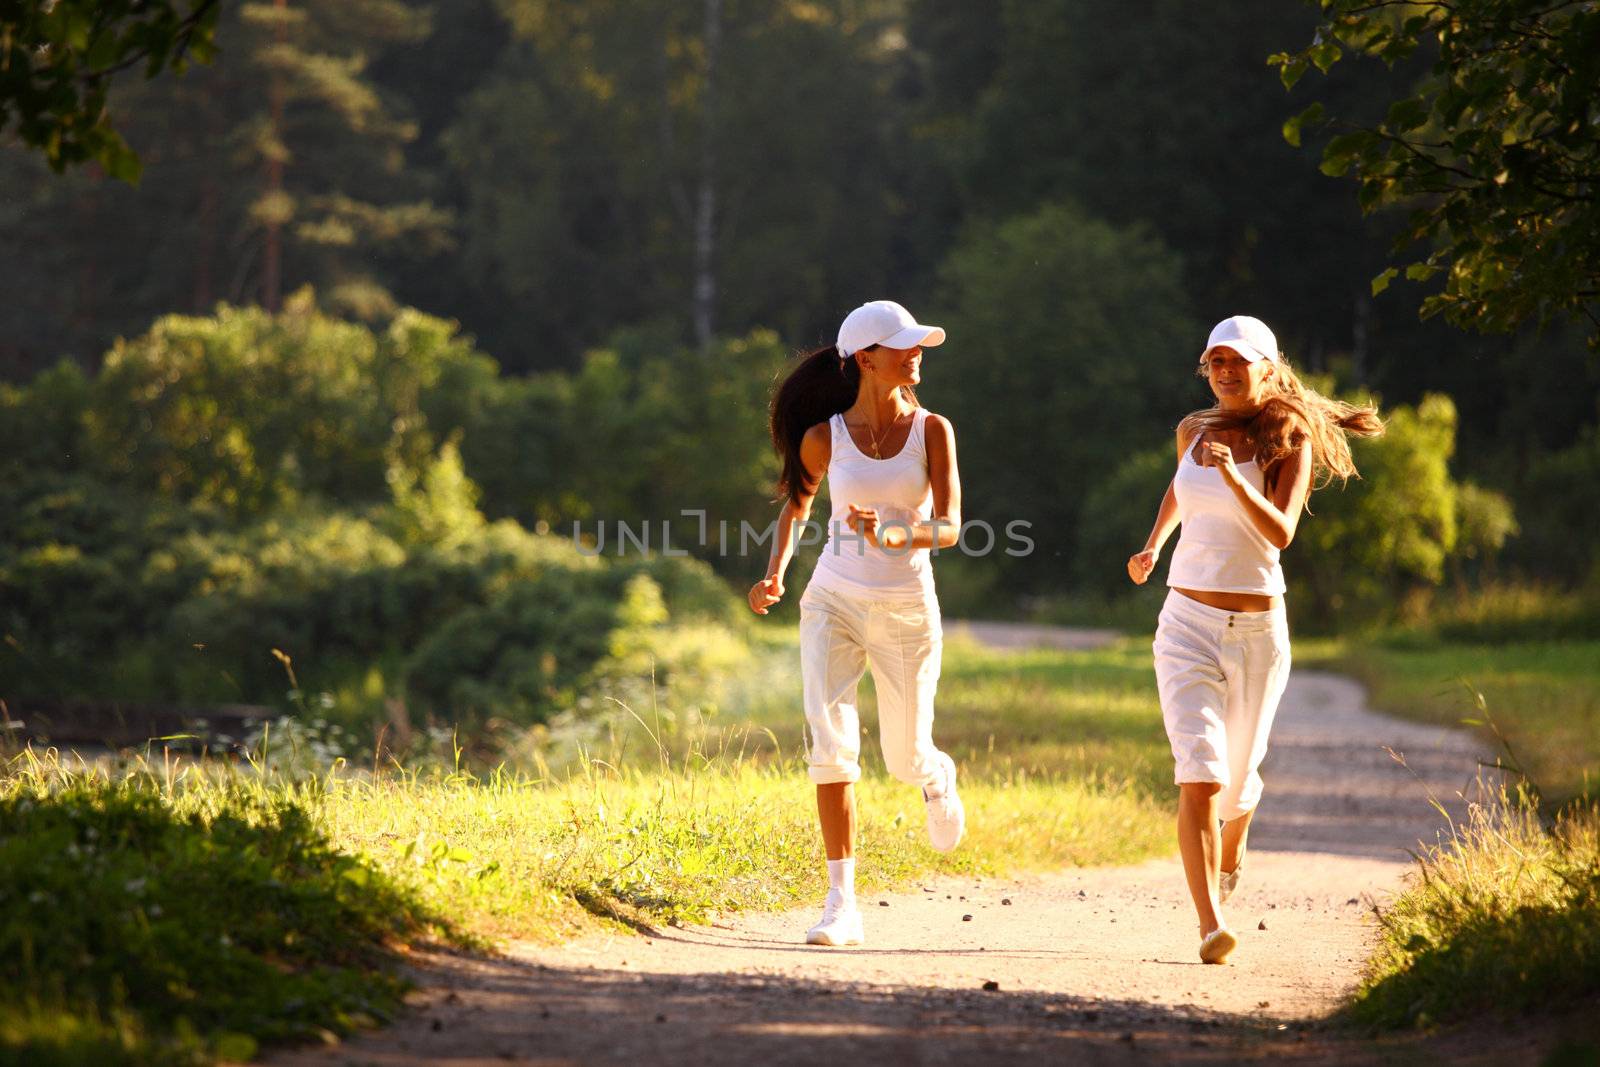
[1202, 315, 1280, 364]
[836, 300, 946, 359]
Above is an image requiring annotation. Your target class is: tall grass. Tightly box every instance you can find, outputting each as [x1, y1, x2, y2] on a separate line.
[314, 633, 1177, 938]
[1352, 786, 1600, 1029]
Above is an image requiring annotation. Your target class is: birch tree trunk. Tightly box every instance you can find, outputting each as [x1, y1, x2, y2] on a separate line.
[691, 0, 721, 351]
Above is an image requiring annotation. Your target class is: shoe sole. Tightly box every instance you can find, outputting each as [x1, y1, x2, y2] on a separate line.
[805, 929, 863, 947]
[1200, 929, 1237, 965]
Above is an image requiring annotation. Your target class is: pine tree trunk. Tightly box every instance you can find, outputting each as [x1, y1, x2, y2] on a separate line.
[193, 176, 219, 310]
[691, 0, 721, 352]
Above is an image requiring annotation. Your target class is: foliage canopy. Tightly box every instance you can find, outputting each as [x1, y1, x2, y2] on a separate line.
[0, 0, 220, 180]
[1276, 0, 1600, 343]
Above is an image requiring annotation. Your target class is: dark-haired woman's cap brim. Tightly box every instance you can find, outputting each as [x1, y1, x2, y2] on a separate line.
[878, 325, 946, 350]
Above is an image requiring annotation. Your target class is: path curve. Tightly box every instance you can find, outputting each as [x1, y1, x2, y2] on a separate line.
[270, 626, 1526, 1066]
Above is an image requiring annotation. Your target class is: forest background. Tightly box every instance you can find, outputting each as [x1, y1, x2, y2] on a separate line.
[2, 0, 1595, 753]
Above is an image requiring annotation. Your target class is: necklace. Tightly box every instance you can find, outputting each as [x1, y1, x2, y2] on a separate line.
[854, 411, 905, 457]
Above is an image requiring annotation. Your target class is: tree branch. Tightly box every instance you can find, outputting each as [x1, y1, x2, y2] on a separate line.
[84, 0, 222, 82]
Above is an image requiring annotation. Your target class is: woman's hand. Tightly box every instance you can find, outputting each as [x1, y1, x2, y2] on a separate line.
[1127, 549, 1157, 585]
[845, 504, 882, 546]
[1202, 441, 1243, 485]
[748, 574, 783, 615]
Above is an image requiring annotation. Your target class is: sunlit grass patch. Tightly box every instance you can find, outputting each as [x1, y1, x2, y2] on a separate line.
[315, 758, 1169, 942]
[1352, 789, 1600, 1029]
[0, 766, 446, 1065]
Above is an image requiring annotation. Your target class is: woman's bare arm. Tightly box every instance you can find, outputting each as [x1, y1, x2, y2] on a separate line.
[1200, 436, 1312, 549]
[1128, 428, 1189, 584]
[749, 423, 830, 614]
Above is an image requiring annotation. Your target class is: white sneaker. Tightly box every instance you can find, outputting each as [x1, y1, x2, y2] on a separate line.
[1200, 927, 1237, 965]
[923, 753, 965, 853]
[805, 893, 863, 946]
[1219, 858, 1243, 903]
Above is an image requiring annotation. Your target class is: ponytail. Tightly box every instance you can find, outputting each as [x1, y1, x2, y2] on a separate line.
[1179, 357, 1384, 492]
[771, 345, 859, 505]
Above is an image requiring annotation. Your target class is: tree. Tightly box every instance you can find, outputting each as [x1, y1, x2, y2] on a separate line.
[0, 0, 453, 373]
[0, 0, 220, 179]
[444, 0, 910, 370]
[1275, 1, 1600, 345]
[1294, 393, 1483, 618]
[905, 0, 1413, 373]
[932, 201, 1199, 589]
[84, 293, 492, 515]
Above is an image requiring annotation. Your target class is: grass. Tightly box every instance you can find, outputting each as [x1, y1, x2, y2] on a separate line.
[1309, 585, 1600, 1033]
[0, 769, 450, 1066]
[1305, 635, 1600, 803]
[1352, 787, 1600, 1030]
[0, 632, 1176, 1061]
[312, 632, 1177, 939]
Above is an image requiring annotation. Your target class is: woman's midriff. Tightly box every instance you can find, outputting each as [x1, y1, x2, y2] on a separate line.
[1173, 587, 1283, 614]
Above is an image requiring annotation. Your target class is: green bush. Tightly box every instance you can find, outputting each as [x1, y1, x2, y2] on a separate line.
[84, 295, 495, 517]
[457, 329, 786, 566]
[1511, 431, 1600, 585]
[0, 781, 439, 1063]
[1293, 393, 1517, 625]
[405, 559, 749, 732]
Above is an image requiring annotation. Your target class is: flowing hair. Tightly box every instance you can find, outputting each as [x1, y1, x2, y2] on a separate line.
[769, 343, 918, 504]
[1179, 354, 1384, 492]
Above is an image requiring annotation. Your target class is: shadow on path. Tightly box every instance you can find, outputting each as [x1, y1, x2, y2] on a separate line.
[268, 946, 1553, 1067]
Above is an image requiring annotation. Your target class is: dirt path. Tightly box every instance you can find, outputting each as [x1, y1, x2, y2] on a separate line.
[271, 630, 1538, 1066]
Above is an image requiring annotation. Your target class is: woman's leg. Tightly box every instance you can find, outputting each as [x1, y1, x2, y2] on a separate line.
[1214, 612, 1292, 861]
[866, 595, 963, 852]
[799, 586, 870, 945]
[1220, 810, 1252, 875]
[1178, 781, 1226, 936]
[1154, 593, 1235, 943]
[816, 782, 856, 859]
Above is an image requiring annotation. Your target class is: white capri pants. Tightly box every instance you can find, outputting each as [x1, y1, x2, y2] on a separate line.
[798, 581, 946, 788]
[1153, 590, 1291, 821]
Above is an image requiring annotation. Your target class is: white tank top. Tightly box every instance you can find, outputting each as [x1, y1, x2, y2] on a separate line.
[808, 407, 935, 597]
[1166, 442, 1286, 596]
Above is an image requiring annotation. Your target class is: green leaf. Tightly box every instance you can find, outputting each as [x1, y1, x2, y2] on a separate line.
[1385, 98, 1429, 132]
[85, 31, 121, 71]
[100, 138, 143, 185]
[1371, 267, 1399, 296]
[1309, 41, 1343, 74]
[1406, 263, 1440, 282]
[1277, 55, 1309, 90]
[1319, 131, 1368, 178]
[1282, 102, 1325, 148]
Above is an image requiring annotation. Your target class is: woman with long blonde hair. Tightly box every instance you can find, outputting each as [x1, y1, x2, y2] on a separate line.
[1127, 315, 1382, 964]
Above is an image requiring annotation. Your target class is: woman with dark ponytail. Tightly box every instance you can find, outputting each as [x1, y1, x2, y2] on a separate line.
[751, 300, 966, 947]
[1128, 315, 1384, 965]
